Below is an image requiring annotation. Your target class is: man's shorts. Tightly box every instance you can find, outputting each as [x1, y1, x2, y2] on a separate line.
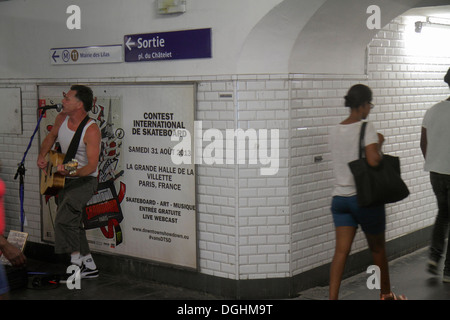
[331, 195, 386, 235]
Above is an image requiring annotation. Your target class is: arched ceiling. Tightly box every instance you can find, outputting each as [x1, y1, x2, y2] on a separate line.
[238, 0, 450, 75]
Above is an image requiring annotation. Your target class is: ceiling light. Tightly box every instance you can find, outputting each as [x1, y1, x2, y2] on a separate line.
[415, 16, 450, 33]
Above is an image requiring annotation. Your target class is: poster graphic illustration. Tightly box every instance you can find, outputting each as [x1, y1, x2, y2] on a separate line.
[39, 84, 197, 269]
[84, 100, 125, 247]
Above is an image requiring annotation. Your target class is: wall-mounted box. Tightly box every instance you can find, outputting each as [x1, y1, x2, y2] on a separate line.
[158, 0, 186, 14]
[0, 88, 22, 134]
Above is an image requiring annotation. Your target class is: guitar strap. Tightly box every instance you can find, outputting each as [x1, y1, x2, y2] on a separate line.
[63, 115, 91, 164]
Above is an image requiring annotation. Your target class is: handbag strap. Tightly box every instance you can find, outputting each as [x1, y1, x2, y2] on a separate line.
[63, 115, 91, 164]
[358, 121, 368, 159]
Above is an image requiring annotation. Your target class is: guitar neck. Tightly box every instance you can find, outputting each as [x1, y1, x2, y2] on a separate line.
[50, 163, 77, 174]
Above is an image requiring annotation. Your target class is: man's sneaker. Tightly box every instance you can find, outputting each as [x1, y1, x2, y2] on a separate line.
[427, 260, 439, 275]
[59, 264, 82, 283]
[80, 264, 99, 279]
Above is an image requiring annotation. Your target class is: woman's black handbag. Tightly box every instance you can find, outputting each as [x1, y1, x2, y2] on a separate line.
[348, 122, 409, 207]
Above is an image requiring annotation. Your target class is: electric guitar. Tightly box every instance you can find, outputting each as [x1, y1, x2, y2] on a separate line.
[40, 150, 78, 195]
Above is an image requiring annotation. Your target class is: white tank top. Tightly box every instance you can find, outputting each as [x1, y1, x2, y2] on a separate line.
[57, 116, 99, 177]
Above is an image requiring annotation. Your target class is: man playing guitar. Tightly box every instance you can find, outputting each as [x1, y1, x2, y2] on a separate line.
[37, 85, 101, 280]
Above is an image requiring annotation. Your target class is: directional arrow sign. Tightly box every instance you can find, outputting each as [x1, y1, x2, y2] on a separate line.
[51, 51, 60, 63]
[125, 37, 136, 51]
[50, 45, 123, 65]
[124, 28, 212, 63]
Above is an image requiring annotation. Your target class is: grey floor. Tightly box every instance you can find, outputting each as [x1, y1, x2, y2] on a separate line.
[8, 259, 221, 300]
[7, 246, 450, 300]
[297, 247, 450, 300]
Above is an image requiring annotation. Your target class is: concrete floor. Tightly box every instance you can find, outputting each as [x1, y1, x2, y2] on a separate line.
[8, 259, 221, 300]
[6, 246, 450, 301]
[297, 247, 450, 300]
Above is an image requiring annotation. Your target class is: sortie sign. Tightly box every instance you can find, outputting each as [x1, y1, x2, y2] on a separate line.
[124, 28, 212, 62]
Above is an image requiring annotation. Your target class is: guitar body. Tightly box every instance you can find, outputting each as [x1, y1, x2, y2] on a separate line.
[40, 150, 77, 195]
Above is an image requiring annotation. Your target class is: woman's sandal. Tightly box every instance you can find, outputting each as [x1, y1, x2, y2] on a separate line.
[380, 292, 407, 300]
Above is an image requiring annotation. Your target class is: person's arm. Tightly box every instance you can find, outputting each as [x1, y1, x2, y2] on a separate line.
[58, 122, 101, 177]
[37, 113, 66, 172]
[420, 127, 427, 159]
[365, 132, 384, 167]
[0, 235, 26, 267]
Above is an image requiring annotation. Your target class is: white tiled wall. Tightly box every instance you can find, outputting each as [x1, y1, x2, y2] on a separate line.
[1, 16, 449, 282]
[0, 82, 42, 241]
[235, 78, 290, 280]
[291, 17, 450, 275]
[196, 77, 290, 280]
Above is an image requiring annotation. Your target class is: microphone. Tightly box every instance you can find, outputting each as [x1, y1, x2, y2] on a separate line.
[38, 104, 63, 112]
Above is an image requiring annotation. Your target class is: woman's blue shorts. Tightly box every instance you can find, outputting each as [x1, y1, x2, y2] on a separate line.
[331, 195, 386, 235]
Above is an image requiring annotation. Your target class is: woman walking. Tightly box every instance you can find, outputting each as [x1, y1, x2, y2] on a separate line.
[328, 84, 405, 300]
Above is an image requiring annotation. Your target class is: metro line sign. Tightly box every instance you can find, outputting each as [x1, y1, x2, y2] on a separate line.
[50, 45, 123, 65]
[124, 28, 212, 63]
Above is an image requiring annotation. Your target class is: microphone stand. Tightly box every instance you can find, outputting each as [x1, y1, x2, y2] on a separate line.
[14, 109, 46, 232]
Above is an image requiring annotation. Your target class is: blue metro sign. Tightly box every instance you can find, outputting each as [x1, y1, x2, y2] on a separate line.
[124, 28, 212, 62]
